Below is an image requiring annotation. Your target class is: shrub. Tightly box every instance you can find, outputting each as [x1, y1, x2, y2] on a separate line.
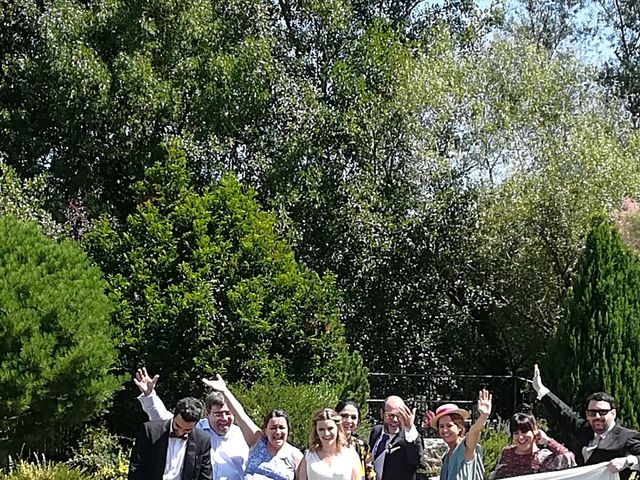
[546, 215, 640, 430]
[66, 426, 129, 480]
[84, 141, 353, 436]
[480, 421, 510, 478]
[1, 456, 95, 480]
[232, 379, 340, 449]
[0, 216, 121, 463]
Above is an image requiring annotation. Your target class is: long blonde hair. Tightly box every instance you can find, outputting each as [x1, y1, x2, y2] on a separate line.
[308, 408, 349, 452]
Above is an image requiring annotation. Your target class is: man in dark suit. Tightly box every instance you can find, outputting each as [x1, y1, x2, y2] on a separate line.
[533, 364, 640, 480]
[369, 395, 423, 480]
[129, 396, 213, 480]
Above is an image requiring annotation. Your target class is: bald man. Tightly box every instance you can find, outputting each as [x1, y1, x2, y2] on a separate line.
[369, 395, 423, 480]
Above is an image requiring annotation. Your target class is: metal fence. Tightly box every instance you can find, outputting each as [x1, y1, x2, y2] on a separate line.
[366, 372, 535, 428]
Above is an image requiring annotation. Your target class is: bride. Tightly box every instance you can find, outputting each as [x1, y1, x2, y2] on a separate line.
[297, 408, 361, 480]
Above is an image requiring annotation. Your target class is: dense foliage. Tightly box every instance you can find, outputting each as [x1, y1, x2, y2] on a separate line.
[84, 141, 352, 433]
[546, 216, 640, 430]
[0, 216, 120, 462]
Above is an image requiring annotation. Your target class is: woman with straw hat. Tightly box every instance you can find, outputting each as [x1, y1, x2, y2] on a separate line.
[431, 389, 492, 480]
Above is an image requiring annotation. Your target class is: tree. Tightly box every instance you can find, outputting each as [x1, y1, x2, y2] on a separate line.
[84, 140, 354, 435]
[0, 215, 120, 462]
[546, 216, 640, 429]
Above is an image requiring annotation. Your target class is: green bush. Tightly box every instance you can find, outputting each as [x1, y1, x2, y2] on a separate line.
[480, 422, 510, 478]
[546, 216, 640, 430]
[66, 426, 129, 480]
[85, 141, 354, 436]
[0, 216, 121, 463]
[1, 456, 95, 480]
[232, 379, 340, 449]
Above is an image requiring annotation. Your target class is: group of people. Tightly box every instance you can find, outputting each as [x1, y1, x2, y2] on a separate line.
[127, 365, 640, 480]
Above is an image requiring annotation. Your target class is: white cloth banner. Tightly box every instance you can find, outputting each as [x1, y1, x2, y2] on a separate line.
[504, 463, 619, 480]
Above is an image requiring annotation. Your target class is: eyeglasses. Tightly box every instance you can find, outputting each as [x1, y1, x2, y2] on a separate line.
[587, 409, 612, 417]
[340, 413, 358, 420]
[210, 411, 232, 418]
[383, 412, 399, 420]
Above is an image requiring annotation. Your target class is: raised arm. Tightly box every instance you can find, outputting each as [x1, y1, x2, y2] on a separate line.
[465, 389, 492, 461]
[203, 374, 263, 448]
[134, 367, 172, 421]
[397, 404, 423, 466]
[533, 364, 586, 434]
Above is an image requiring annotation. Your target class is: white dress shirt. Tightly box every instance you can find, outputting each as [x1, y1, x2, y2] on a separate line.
[164, 419, 188, 480]
[138, 392, 248, 480]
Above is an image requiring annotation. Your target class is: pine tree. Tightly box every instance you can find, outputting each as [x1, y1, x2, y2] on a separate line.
[546, 215, 640, 429]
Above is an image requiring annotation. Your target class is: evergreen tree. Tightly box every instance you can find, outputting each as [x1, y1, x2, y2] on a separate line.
[0, 215, 120, 462]
[546, 216, 640, 429]
[84, 140, 356, 435]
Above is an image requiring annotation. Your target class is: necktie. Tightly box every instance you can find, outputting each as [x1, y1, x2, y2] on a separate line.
[374, 433, 389, 459]
[582, 435, 600, 462]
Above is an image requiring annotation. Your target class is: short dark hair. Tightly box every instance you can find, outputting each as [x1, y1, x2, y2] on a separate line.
[509, 412, 537, 435]
[335, 399, 360, 416]
[586, 392, 616, 410]
[262, 408, 291, 431]
[175, 397, 204, 422]
[205, 391, 225, 412]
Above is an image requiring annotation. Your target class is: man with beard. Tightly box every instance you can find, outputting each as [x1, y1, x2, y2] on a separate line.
[369, 395, 423, 480]
[134, 368, 249, 480]
[129, 396, 212, 480]
[533, 364, 640, 480]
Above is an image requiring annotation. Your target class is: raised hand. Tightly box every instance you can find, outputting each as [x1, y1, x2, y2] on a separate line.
[397, 404, 417, 431]
[532, 364, 545, 393]
[133, 367, 159, 396]
[477, 389, 492, 417]
[202, 374, 227, 392]
[534, 428, 549, 446]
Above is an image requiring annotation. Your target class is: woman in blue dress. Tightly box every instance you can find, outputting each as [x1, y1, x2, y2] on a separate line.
[203, 375, 303, 480]
[431, 389, 492, 480]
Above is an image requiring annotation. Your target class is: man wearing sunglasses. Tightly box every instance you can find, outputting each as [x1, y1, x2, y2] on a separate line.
[532, 364, 640, 480]
[369, 395, 424, 480]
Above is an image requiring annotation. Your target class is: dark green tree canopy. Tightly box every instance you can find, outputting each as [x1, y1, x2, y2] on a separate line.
[84, 141, 353, 432]
[546, 215, 640, 429]
[0, 215, 120, 461]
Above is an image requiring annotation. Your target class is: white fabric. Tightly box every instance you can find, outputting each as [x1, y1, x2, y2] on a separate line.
[138, 392, 249, 480]
[164, 419, 188, 480]
[499, 462, 618, 480]
[372, 433, 390, 478]
[372, 426, 418, 479]
[305, 448, 358, 480]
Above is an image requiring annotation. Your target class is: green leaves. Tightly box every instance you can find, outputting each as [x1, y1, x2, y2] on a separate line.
[0, 215, 120, 461]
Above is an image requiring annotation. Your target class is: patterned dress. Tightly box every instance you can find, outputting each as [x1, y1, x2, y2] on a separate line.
[244, 436, 302, 480]
[348, 434, 376, 480]
[489, 438, 576, 480]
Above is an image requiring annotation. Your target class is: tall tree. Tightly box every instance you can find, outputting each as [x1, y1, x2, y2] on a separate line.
[0, 215, 120, 462]
[546, 216, 640, 429]
[84, 140, 353, 434]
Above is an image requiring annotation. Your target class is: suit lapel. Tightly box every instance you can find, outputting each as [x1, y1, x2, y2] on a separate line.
[599, 424, 621, 450]
[387, 429, 404, 455]
[158, 422, 171, 478]
[182, 431, 197, 480]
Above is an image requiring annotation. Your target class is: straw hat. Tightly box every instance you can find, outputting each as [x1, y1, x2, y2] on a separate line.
[430, 403, 470, 429]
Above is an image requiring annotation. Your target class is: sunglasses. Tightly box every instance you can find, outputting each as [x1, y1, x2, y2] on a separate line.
[340, 413, 358, 420]
[383, 412, 399, 420]
[586, 409, 612, 417]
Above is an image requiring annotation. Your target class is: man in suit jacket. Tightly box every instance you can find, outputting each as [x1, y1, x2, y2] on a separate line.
[369, 395, 423, 480]
[533, 365, 640, 480]
[129, 396, 213, 480]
